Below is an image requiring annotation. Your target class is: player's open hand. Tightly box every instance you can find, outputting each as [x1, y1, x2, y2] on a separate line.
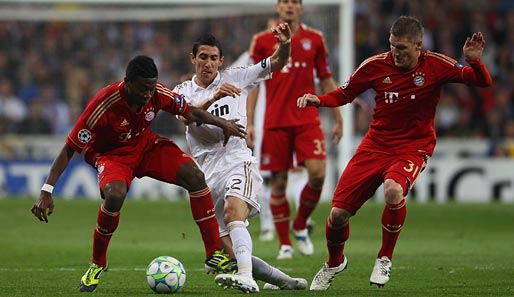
[463, 32, 485, 62]
[271, 22, 291, 44]
[31, 192, 54, 223]
[214, 82, 242, 100]
[297, 94, 320, 108]
[221, 118, 247, 146]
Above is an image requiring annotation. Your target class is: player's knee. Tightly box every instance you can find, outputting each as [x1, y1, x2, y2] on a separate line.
[223, 198, 248, 224]
[188, 167, 206, 185]
[103, 182, 127, 211]
[271, 171, 288, 193]
[384, 179, 404, 204]
[308, 174, 325, 189]
[176, 162, 207, 191]
[329, 207, 351, 227]
[223, 206, 237, 225]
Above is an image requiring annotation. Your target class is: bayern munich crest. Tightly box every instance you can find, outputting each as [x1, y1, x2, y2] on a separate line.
[78, 129, 92, 143]
[145, 111, 155, 121]
[412, 72, 425, 86]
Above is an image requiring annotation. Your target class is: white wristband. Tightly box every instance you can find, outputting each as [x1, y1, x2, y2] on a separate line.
[208, 97, 216, 103]
[281, 38, 291, 45]
[41, 183, 54, 194]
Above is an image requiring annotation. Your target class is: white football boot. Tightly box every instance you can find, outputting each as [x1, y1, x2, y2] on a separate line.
[293, 228, 314, 256]
[310, 256, 348, 291]
[369, 256, 392, 287]
[215, 273, 259, 293]
[276, 245, 294, 260]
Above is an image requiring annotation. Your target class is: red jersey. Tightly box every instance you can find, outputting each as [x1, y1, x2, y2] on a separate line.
[320, 50, 492, 156]
[66, 81, 190, 165]
[249, 23, 333, 129]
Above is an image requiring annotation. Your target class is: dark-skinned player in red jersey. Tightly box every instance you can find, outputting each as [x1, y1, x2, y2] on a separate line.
[31, 55, 246, 292]
[297, 16, 492, 290]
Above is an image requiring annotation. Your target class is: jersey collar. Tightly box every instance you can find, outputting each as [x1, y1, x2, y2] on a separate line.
[191, 72, 222, 92]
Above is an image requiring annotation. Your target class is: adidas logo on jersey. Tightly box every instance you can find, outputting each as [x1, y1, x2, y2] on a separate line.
[382, 77, 392, 84]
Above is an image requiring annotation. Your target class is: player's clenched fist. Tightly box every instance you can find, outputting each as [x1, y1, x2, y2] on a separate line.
[297, 94, 320, 108]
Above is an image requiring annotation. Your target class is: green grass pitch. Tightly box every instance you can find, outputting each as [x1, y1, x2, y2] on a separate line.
[1, 198, 513, 296]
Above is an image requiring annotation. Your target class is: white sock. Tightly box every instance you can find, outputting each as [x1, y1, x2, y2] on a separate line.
[252, 255, 291, 288]
[227, 221, 253, 278]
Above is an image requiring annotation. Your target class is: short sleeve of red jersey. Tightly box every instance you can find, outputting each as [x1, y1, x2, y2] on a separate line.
[155, 83, 190, 116]
[314, 33, 333, 80]
[66, 116, 90, 153]
[339, 58, 376, 100]
[66, 95, 106, 154]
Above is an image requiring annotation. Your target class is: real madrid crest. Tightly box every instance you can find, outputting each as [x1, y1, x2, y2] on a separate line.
[412, 72, 425, 86]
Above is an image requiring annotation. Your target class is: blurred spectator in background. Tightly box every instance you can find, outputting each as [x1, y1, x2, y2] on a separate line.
[16, 98, 52, 135]
[0, 77, 26, 133]
[38, 84, 72, 134]
[0, 0, 513, 160]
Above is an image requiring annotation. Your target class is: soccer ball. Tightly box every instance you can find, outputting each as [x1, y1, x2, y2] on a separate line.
[146, 256, 186, 294]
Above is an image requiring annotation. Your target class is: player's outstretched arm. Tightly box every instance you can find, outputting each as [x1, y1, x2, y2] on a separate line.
[31, 144, 75, 223]
[461, 32, 492, 87]
[269, 23, 292, 72]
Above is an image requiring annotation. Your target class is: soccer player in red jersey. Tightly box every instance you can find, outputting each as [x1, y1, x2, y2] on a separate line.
[30, 55, 246, 292]
[247, 0, 343, 260]
[298, 16, 492, 290]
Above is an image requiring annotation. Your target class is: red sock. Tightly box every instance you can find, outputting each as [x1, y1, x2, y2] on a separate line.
[189, 188, 222, 258]
[378, 199, 406, 260]
[293, 183, 321, 231]
[326, 217, 349, 267]
[92, 205, 120, 267]
[270, 194, 292, 246]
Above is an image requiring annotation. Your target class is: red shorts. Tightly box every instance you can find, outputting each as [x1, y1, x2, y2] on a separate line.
[260, 124, 326, 171]
[332, 149, 427, 214]
[94, 135, 193, 197]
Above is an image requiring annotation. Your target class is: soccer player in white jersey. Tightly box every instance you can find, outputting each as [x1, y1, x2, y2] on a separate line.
[173, 23, 307, 293]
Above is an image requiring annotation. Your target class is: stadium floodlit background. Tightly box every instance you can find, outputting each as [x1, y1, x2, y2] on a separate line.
[1, 0, 514, 202]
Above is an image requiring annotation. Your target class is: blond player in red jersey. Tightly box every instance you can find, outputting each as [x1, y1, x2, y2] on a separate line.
[30, 55, 246, 292]
[298, 16, 492, 290]
[247, 0, 343, 260]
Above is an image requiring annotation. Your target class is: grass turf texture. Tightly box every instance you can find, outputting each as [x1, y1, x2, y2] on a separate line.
[1, 198, 513, 296]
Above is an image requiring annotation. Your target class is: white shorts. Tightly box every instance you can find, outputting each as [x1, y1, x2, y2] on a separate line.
[207, 160, 263, 237]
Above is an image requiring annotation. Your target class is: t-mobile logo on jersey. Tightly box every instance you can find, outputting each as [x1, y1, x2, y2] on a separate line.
[384, 92, 399, 104]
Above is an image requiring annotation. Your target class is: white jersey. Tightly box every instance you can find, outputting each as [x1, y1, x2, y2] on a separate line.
[173, 57, 272, 230]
